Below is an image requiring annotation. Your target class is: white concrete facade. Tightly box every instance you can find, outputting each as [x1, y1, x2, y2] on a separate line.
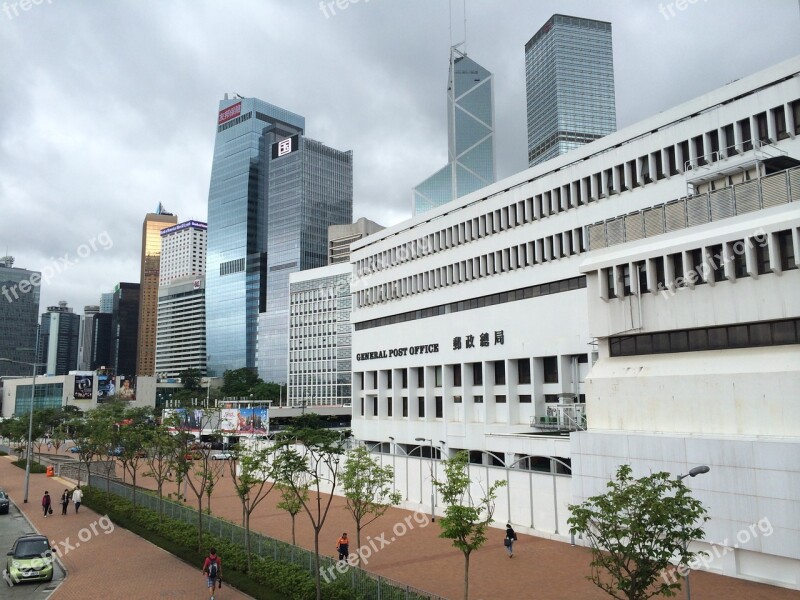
[350, 56, 800, 588]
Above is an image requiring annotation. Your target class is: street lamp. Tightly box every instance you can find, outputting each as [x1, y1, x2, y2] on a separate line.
[415, 437, 435, 522]
[0, 356, 44, 504]
[676, 465, 710, 600]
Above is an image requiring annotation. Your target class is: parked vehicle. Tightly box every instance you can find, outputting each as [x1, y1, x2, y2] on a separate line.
[68, 446, 81, 453]
[4, 534, 56, 585]
[211, 451, 234, 460]
[0, 490, 9, 515]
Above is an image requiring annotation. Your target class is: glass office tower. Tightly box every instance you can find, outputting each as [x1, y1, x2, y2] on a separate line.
[413, 44, 496, 215]
[257, 136, 353, 383]
[205, 98, 305, 377]
[525, 14, 617, 167]
[0, 256, 41, 377]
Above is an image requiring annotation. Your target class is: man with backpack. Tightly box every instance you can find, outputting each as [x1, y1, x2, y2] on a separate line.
[202, 548, 222, 600]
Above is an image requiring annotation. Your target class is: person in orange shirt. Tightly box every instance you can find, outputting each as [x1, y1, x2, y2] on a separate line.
[336, 533, 349, 562]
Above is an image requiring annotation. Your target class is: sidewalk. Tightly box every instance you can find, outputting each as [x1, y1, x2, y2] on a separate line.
[0, 455, 250, 600]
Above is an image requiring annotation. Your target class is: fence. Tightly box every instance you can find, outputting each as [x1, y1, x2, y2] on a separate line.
[88, 474, 444, 600]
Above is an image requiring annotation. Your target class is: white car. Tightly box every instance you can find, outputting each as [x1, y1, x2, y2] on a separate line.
[211, 451, 234, 460]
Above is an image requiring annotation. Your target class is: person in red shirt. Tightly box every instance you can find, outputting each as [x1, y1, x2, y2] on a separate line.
[201, 548, 221, 600]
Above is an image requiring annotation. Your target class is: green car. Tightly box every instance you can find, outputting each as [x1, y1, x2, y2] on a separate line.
[5, 534, 56, 585]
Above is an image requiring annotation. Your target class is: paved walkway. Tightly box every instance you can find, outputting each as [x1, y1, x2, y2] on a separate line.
[26, 447, 800, 600]
[0, 455, 250, 600]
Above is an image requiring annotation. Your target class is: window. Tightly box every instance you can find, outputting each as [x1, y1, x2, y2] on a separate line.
[453, 395, 462, 404]
[731, 240, 748, 278]
[755, 239, 771, 275]
[653, 257, 666, 289]
[402, 397, 408, 417]
[494, 361, 506, 385]
[495, 395, 506, 403]
[544, 394, 559, 403]
[723, 124, 737, 156]
[690, 249, 705, 285]
[606, 267, 616, 298]
[372, 398, 378, 416]
[621, 264, 631, 296]
[435, 396, 443, 418]
[518, 359, 531, 384]
[473, 395, 483, 404]
[416, 367, 424, 386]
[774, 106, 789, 140]
[635, 260, 648, 293]
[793, 100, 800, 135]
[777, 230, 797, 270]
[666, 146, 678, 175]
[418, 397, 425, 418]
[671, 253, 685, 287]
[453, 364, 462, 387]
[543, 356, 558, 383]
[519, 394, 532, 403]
[434, 366, 443, 387]
[755, 112, 769, 143]
[694, 136, 706, 165]
[739, 118, 753, 151]
[386, 370, 392, 389]
[387, 398, 393, 417]
[472, 363, 483, 386]
[401, 368, 408, 388]
[708, 244, 725, 282]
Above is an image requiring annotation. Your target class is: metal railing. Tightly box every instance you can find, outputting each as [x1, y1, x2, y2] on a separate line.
[530, 403, 587, 431]
[88, 474, 444, 600]
[587, 164, 800, 251]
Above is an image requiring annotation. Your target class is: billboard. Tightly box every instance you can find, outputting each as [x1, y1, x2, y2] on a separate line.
[97, 372, 115, 401]
[236, 407, 269, 434]
[218, 102, 242, 125]
[119, 375, 136, 401]
[271, 134, 299, 159]
[73, 375, 93, 400]
[164, 408, 205, 431]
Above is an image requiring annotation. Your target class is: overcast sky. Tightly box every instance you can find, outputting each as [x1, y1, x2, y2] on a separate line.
[1, 0, 798, 313]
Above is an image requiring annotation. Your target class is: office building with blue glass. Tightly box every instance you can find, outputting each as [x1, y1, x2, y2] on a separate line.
[205, 97, 352, 381]
[413, 45, 496, 215]
[525, 14, 617, 167]
[0, 256, 41, 378]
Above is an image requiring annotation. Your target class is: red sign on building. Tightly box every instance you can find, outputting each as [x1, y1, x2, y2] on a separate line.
[218, 102, 242, 125]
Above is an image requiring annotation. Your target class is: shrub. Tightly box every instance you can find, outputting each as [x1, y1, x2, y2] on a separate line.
[11, 459, 47, 473]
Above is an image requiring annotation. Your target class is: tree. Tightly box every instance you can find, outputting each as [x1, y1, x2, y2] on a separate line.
[276, 479, 308, 546]
[274, 422, 345, 600]
[250, 381, 286, 404]
[568, 464, 709, 600]
[340, 445, 402, 564]
[142, 421, 178, 521]
[180, 368, 202, 391]
[228, 442, 278, 572]
[116, 407, 153, 509]
[220, 368, 261, 398]
[433, 450, 506, 600]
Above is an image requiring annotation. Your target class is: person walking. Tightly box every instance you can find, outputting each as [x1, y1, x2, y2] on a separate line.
[201, 547, 222, 600]
[504, 523, 517, 558]
[41, 491, 51, 517]
[60, 489, 70, 515]
[336, 533, 350, 563]
[71, 486, 83, 513]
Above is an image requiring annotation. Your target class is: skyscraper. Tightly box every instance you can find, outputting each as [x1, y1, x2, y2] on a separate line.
[525, 14, 617, 167]
[37, 301, 80, 376]
[257, 136, 353, 382]
[0, 256, 41, 377]
[136, 207, 178, 375]
[111, 282, 140, 376]
[206, 97, 305, 377]
[78, 305, 100, 370]
[156, 220, 208, 378]
[413, 44, 496, 215]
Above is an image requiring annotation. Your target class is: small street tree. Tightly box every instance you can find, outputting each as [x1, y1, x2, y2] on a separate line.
[276, 479, 308, 546]
[142, 422, 178, 520]
[117, 408, 153, 509]
[340, 445, 402, 564]
[433, 450, 506, 600]
[568, 464, 709, 600]
[274, 418, 345, 600]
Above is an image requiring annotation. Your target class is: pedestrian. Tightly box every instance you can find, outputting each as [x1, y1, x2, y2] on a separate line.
[41, 491, 51, 517]
[504, 523, 517, 558]
[60, 489, 70, 515]
[336, 532, 349, 563]
[71, 486, 83, 513]
[201, 547, 222, 600]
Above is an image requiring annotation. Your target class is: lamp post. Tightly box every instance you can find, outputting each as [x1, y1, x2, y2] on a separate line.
[676, 465, 710, 600]
[415, 437, 436, 522]
[0, 356, 44, 504]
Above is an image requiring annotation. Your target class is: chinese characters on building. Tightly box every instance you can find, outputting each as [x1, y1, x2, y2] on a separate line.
[453, 330, 504, 350]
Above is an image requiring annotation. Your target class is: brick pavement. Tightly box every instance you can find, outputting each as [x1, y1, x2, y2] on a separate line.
[0, 455, 250, 600]
[29, 447, 800, 600]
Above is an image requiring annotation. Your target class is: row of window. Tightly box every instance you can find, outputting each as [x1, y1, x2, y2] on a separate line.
[355, 275, 586, 331]
[603, 228, 797, 298]
[609, 318, 800, 357]
[355, 97, 800, 279]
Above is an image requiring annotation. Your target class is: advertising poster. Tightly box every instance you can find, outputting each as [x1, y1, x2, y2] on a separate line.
[237, 407, 269, 434]
[118, 375, 136, 401]
[73, 375, 93, 399]
[219, 408, 239, 432]
[97, 372, 115, 401]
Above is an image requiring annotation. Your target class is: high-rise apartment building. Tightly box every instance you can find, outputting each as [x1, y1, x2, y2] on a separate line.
[525, 14, 616, 167]
[100, 292, 114, 314]
[78, 305, 100, 370]
[257, 136, 353, 382]
[206, 97, 305, 377]
[111, 282, 140, 376]
[328, 218, 384, 265]
[0, 256, 41, 377]
[413, 44, 496, 215]
[155, 220, 208, 378]
[90, 312, 112, 370]
[37, 301, 80, 376]
[136, 208, 178, 375]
